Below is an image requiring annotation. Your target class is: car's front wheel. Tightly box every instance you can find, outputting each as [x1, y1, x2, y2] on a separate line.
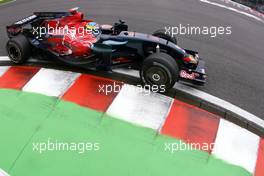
[140, 52, 179, 92]
[6, 35, 31, 64]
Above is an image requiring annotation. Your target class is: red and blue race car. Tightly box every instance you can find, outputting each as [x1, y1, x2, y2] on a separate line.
[6, 7, 206, 91]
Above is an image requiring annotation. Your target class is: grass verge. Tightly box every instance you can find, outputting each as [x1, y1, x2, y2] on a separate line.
[0, 0, 14, 5]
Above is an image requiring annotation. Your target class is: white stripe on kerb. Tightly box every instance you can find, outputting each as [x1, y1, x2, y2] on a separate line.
[113, 68, 264, 130]
[113, 68, 140, 78]
[0, 168, 10, 176]
[212, 119, 260, 173]
[0, 66, 10, 77]
[22, 68, 80, 97]
[106, 84, 173, 131]
[0, 56, 10, 62]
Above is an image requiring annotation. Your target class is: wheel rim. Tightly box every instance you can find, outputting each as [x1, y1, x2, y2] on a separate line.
[145, 66, 168, 86]
[8, 45, 21, 62]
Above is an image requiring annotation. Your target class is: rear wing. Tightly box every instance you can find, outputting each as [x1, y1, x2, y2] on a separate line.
[6, 14, 38, 38]
[7, 14, 38, 34]
[6, 10, 74, 37]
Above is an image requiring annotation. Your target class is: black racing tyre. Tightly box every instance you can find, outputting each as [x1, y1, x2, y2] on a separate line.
[6, 35, 31, 64]
[152, 29, 177, 45]
[140, 52, 179, 92]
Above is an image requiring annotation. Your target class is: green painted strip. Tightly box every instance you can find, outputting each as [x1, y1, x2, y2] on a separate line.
[0, 0, 13, 5]
[0, 89, 251, 176]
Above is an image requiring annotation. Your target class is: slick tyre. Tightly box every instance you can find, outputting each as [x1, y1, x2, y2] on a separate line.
[140, 52, 179, 92]
[6, 35, 31, 64]
[152, 29, 177, 45]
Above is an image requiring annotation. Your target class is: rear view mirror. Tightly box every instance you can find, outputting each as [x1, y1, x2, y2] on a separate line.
[69, 7, 79, 14]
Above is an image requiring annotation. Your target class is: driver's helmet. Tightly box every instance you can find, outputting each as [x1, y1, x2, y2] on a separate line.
[85, 22, 100, 36]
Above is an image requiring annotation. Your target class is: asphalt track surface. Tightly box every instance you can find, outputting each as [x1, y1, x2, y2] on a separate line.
[0, 0, 263, 118]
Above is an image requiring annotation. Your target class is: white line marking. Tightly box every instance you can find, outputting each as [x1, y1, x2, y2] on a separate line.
[112, 68, 264, 130]
[0, 56, 10, 62]
[199, 0, 264, 23]
[106, 84, 173, 131]
[23, 68, 80, 97]
[218, 0, 264, 19]
[0, 66, 10, 77]
[0, 168, 10, 176]
[212, 119, 260, 173]
[0, 0, 16, 6]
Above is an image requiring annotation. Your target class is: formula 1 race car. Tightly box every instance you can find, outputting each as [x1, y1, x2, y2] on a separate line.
[6, 7, 206, 91]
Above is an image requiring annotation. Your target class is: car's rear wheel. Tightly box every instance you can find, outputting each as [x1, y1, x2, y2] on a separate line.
[152, 29, 177, 45]
[6, 35, 31, 64]
[140, 52, 179, 92]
